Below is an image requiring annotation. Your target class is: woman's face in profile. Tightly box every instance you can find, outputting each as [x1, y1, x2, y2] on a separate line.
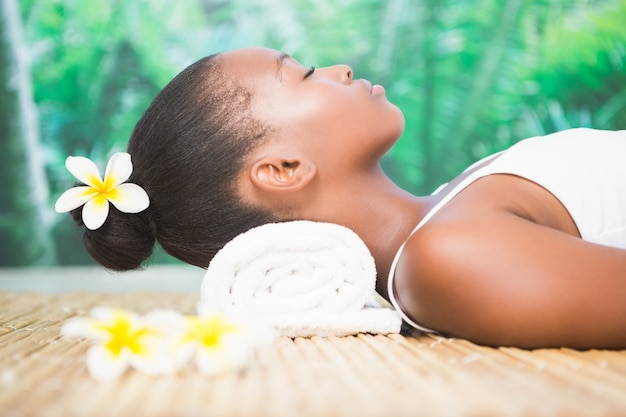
[220, 47, 405, 170]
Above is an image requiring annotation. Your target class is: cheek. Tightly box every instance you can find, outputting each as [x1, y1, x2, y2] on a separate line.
[276, 96, 347, 135]
[300, 93, 367, 130]
[341, 99, 405, 143]
[258, 86, 404, 145]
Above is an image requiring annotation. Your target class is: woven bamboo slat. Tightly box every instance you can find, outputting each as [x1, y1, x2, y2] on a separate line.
[1, 291, 625, 417]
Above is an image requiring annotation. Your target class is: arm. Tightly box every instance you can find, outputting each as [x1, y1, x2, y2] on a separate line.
[393, 210, 626, 349]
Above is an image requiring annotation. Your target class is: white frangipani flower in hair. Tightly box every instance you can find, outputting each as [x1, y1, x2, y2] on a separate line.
[54, 152, 149, 230]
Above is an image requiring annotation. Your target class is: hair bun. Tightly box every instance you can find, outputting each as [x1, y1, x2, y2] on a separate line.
[70, 207, 85, 228]
[78, 206, 156, 271]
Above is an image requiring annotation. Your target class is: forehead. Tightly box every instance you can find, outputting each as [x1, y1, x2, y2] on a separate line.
[219, 47, 287, 80]
[218, 47, 295, 122]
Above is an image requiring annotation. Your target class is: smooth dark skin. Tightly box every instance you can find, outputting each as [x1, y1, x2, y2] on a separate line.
[223, 47, 626, 350]
[394, 173, 626, 349]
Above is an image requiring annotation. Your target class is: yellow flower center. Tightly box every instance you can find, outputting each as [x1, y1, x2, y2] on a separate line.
[184, 315, 241, 349]
[87, 174, 120, 203]
[95, 313, 154, 357]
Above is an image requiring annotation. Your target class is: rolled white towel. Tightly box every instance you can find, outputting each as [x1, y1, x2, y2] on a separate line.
[200, 221, 401, 337]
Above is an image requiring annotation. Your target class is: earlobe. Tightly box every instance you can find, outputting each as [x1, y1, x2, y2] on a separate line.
[250, 158, 316, 193]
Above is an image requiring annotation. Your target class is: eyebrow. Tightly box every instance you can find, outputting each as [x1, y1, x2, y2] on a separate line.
[276, 52, 290, 84]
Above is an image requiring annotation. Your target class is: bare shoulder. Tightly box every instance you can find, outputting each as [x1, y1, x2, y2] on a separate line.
[393, 214, 501, 340]
[393, 204, 626, 349]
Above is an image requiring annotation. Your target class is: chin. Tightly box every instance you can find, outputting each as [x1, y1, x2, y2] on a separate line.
[362, 105, 405, 157]
[385, 99, 405, 125]
[389, 105, 406, 140]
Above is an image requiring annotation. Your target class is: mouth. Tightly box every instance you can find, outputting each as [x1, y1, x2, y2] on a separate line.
[362, 79, 373, 94]
[371, 84, 385, 95]
[362, 79, 384, 95]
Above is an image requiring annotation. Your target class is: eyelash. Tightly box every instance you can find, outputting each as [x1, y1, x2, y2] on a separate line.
[304, 66, 316, 79]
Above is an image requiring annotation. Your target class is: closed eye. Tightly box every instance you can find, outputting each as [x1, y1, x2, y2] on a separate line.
[304, 66, 316, 80]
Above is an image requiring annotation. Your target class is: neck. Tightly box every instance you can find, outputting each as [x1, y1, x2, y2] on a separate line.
[308, 169, 436, 299]
[356, 178, 435, 300]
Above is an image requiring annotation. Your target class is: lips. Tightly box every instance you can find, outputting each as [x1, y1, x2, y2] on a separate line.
[371, 85, 385, 95]
[362, 79, 384, 95]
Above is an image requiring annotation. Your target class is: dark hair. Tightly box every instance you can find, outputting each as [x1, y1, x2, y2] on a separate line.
[72, 54, 276, 270]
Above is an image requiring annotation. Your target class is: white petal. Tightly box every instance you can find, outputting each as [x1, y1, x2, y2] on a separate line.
[104, 152, 133, 187]
[108, 183, 149, 213]
[65, 156, 103, 188]
[196, 345, 248, 375]
[128, 342, 177, 376]
[86, 344, 130, 381]
[54, 186, 96, 213]
[60, 317, 101, 339]
[221, 333, 253, 361]
[82, 197, 110, 230]
[196, 338, 250, 375]
[172, 342, 196, 369]
[143, 310, 187, 336]
[195, 347, 233, 375]
[142, 310, 191, 369]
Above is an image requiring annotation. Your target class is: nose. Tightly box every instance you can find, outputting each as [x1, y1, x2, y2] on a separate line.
[320, 64, 353, 83]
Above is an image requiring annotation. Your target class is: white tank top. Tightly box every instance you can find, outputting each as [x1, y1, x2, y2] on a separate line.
[387, 128, 626, 333]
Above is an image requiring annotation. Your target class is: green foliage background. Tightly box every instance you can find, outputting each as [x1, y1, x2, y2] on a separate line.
[2, 0, 625, 267]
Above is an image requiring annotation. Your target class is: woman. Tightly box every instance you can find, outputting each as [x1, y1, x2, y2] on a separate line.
[61, 47, 626, 349]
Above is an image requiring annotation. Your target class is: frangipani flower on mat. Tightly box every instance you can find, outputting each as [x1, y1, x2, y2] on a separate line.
[61, 307, 181, 381]
[61, 306, 276, 380]
[173, 307, 276, 376]
[54, 152, 149, 230]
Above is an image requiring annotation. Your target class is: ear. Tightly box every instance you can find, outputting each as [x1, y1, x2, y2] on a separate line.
[249, 157, 316, 193]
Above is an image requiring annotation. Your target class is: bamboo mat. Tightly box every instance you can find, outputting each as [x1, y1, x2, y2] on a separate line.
[1, 291, 626, 417]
